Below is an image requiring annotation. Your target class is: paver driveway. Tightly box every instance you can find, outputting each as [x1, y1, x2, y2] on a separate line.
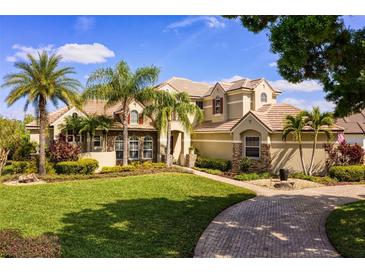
[191, 170, 365, 258]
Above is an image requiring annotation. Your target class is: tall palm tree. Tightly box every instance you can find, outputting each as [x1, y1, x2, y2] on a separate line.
[83, 61, 159, 166]
[96, 115, 114, 152]
[303, 107, 333, 175]
[2, 52, 81, 175]
[282, 112, 307, 175]
[144, 90, 203, 166]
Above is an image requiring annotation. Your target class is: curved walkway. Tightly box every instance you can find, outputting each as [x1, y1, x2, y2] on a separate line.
[190, 169, 365, 258]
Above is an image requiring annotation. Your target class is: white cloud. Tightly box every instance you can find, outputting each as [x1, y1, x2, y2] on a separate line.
[269, 79, 322, 93]
[269, 62, 277, 67]
[221, 75, 245, 82]
[165, 16, 225, 31]
[56, 43, 115, 64]
[6, 43, 115, 64]
[74, 16, 95, 31]
[281, 97, 335, 112]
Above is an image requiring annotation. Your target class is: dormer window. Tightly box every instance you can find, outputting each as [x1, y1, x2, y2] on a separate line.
[130, 110, 139, 125]
[213, 96, 223, 114]
[261, 92, 267, 103]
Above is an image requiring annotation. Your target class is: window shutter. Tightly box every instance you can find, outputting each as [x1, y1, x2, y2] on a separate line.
[128, 114, 130, 124]
[212, 99, 216, 114]
[220, 98, 223, 114]
[139, 114, 143, 125]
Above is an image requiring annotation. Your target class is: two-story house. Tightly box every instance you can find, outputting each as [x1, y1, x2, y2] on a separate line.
[26, 76, 343, 174]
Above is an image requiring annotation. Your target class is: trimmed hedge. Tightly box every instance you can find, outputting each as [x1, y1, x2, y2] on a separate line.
[291, 172, 338, 185]
[100, 165, 136, 174]
[0, 229, 60, 258]
[195, 157, 231, 172]
[329, 165, 365, 182]
[234, 172, 271, 181]
[55, 158, 99, 175]
[2, 161, 55, 175]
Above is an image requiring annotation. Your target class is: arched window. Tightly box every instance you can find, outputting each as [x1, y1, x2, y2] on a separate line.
[261, 92, 267, 103]
[143, 136, 153, 159]
[115, 135, 123, 160]
[130, 110, 139, 125]
[129, 136, 139, 160]
[72, 113, 78, 118]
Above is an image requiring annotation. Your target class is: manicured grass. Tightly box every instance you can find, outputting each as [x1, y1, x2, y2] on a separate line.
[326, 200, 365, 257]
[0, 173, 254, 258]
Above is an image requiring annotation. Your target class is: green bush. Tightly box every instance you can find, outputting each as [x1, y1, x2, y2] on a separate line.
[55, 158, 99, 175]
[291, 172, 338, 185]
[2, 160, 55, 175]
[329, 165, 365, 182]
[234, 172, 271, 181]
[195, 157, 231, 172]
[100, 165, 136, 174]
[194, 167, 223, 175]
[240, 157, 251, 173]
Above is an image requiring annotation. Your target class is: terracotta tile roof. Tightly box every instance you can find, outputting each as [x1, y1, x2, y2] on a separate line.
[26, 106, 70, 127]
[335, 110, 365, 134]
[194, 119, 240, 132]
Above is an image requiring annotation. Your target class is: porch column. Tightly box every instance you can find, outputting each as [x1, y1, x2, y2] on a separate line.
[232, 143, 243, 173]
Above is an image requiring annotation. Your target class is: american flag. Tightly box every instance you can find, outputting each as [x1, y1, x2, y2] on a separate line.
[337, 133, 345, 144]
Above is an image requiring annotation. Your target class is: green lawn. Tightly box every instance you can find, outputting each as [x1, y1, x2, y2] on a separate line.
[326, 200, 365, 257]
[0, 173, 254, 257]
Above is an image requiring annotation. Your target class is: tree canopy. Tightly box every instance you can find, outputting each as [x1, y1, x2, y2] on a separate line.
[224, 16, 365, 117]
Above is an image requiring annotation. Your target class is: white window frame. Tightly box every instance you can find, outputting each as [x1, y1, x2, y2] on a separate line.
[66, 130, 82, 144]
[261, 92, 267, 103]
[115, 135, 124, 160]
[244, 136, 260, 159]
[130, 110, 139, 125]
[93, 135, 102, 148]
[215, 96, 221, 114]
[129, 136, 139, 160]
[143, 136, 153, 159]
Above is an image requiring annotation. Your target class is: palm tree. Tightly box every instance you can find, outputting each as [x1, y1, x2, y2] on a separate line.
[303, 107, 333, 175]
[83, 61, 159, 165]
[62, 114, 84, 137]
[144, 90, 203, 166]
[2, 52, 81, 175]
[96, 115, 114, 152]
[79, 115, 102, 152]
[282, 112, 307, 175]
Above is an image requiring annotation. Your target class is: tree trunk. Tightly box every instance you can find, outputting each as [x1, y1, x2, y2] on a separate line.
[308, 132, 318, 176]
[122, 114, 129, 166]
[0, 148, 9, 176]
[38, 95, 47, 176]
[166, 119, 172, 167]
[298, 138, 307, 175]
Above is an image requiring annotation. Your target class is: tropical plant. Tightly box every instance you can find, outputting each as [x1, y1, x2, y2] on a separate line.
[79, 115, 103, 152]
[282, 112, 307, 174]
[302, 107, 334, 175]
[2, 52, 81, 175]
[144, 90, 203, 166]
[62, 114, 84, 137]
[48, 134, 81, 163]
[83, 60, 159, 165]
[0, 117, 24, 175]
[324, 142, 365, 167]
[96, 115, 114, 152]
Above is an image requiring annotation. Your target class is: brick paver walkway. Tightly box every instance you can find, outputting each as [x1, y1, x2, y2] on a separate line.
[190, 169, 365, 258]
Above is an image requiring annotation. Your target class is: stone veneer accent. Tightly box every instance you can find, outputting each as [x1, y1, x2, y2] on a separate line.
[232, 143, 271, 173]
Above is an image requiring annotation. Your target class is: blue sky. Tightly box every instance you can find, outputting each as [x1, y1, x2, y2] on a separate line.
[0, 15, 364, 119]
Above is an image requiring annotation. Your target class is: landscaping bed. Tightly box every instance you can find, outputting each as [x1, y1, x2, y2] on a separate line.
[326, 200, 365, 257]
[0, 173, 255, 257]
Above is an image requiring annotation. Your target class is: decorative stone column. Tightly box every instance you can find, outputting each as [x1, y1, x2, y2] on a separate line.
[232, 143, 243, 173]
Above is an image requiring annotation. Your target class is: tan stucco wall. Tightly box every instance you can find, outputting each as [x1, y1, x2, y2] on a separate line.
[252, 81, 276, 110]
[270, 132, 330, 175]
[191, 133, 234, 160]
[232, 113, 270, 143]
[80, 151, 116, 171]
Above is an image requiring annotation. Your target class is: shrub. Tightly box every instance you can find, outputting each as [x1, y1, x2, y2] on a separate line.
[329, 165, 365, 182]
[194, 167, 223, 175]
[234, 172, 271, 181]
[48, 134, 81, 163]
[12, 138, 37, 161]
[2, 160, 55, 175]
[0, 229, 60, 258]
[100, 165, 136, 174]
[55, 158, 99, 175]
[195, 157, 231, 172]
[324, 142, 365, 166]
[291, 172, 337, 184]
[240, 157, 251, 172]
